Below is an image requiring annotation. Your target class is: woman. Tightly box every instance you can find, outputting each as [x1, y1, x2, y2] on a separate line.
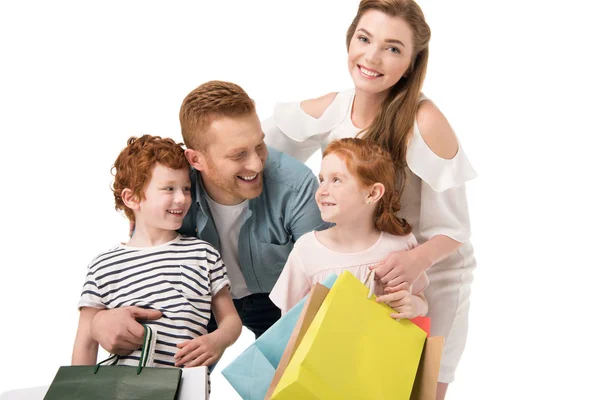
[262, 1, 477, 398]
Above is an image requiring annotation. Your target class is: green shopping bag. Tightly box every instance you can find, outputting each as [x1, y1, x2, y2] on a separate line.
[44, 325, 182, 400]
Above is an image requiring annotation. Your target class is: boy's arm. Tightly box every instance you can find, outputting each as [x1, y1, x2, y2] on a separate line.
[209, 286, 243, 348]
[72, 307, 102, 365]
[174, 286, 242, 368]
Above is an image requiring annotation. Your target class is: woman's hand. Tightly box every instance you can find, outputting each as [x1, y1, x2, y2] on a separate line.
[370, 248, 430, 291]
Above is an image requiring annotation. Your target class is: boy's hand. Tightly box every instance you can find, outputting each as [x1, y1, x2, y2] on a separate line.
[174, 332, 226, 368]
[375, 289, 423, 320]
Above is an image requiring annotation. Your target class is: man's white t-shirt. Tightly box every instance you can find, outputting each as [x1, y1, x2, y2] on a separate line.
[205, 195, 252, 299]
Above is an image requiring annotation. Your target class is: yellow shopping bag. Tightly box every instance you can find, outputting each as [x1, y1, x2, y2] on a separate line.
[271, 270, 427, 400]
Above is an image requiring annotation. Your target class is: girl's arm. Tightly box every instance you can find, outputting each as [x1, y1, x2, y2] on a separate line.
[72, 307, 102, 365]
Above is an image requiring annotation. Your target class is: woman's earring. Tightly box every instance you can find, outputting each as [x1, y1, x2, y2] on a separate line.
[367, 199, 371, 205]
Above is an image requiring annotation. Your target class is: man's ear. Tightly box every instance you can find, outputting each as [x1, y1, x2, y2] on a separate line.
[367, 182, 385, 204]
[185, 148, 207, 171]
[121, 188, 140, 211]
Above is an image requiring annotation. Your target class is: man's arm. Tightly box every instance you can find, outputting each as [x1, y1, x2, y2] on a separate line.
[90, 306, 162, 355]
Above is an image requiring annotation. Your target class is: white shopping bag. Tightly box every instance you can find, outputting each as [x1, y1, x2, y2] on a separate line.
[178, 366, 209, 400]
[0, 386, 48, 400]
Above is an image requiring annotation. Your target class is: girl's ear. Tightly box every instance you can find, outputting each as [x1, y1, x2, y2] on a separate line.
[366, 182, 385, 204]
[121, 188, 140, 211]
[185, 149, 207, 171]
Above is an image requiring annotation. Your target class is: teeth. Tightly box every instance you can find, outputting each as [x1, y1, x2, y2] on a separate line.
[168, 210, 183, 214]
[360, 66, 381, 77]
[239, 174, 257, 181]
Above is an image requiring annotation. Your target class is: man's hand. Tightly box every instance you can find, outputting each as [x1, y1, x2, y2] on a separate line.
[174, 332, 227, 368]
[91, 306, 162, 355]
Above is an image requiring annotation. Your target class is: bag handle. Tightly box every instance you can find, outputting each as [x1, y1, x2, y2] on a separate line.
[362, 269, 376, 299]
[93, 325, 154, 375]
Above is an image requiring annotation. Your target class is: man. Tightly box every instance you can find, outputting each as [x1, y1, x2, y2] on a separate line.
[90, 81, 328, 360]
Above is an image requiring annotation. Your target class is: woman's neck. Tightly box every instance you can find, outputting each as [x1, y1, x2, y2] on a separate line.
[351, 89, 389, 129]
[317, 221, 382, 253]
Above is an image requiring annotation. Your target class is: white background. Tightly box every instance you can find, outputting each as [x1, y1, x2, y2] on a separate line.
[1, 0, 598, 398]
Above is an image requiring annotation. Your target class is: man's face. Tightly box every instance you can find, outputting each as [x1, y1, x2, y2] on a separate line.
[193, 113, 268, 205]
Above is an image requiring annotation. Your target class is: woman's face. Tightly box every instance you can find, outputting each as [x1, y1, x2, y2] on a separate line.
[348, 10, 415, 97]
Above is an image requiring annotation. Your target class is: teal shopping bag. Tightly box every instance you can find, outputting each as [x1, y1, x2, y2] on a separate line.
[222, 274, 338, 400]
[44, 325, 181, 400]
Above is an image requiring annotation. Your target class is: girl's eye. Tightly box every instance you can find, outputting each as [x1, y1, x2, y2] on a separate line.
[183, 187, 191, 192]
[164, 187, 173, 191]
[333, 177, 340, 183]
[357, 35, 368, 43]
[388, 46, 401, 54]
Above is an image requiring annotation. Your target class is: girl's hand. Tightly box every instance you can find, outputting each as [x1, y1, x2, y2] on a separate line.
[375, 290, 427, 320]
[370, 248, 430, 291]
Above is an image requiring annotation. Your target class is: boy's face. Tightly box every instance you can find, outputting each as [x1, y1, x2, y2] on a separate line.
[136, 164, 192, 232]
[192, 113, 268, 205]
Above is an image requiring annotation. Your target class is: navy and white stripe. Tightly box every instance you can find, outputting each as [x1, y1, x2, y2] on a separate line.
[79, 235, 230, 367]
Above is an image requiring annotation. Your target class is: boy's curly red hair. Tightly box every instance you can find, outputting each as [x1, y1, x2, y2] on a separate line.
[112, 135, 189, 221]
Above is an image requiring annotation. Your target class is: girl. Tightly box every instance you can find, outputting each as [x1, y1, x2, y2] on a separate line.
[263, 1, 476, 397]
[270, 138, 429, 321]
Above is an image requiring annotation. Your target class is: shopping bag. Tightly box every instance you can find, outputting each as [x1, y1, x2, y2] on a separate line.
[271, 270, 427, 400]
[44, 325, 182, 400]
[265, 283, 330, 400]
[221, 274, 338, 400]
[410, 336, 444, 400]
[179, 366, 209, 400]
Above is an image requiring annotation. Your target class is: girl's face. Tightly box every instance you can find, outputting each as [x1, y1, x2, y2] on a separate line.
[316, 153, 372, 225]
[347, 10, 414, 97]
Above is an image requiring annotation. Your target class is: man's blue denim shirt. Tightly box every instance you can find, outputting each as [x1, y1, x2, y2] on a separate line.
[179, 147, 330, 294]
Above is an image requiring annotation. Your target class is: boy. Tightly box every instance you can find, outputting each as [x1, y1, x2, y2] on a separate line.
[72, 135, 241, 368]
